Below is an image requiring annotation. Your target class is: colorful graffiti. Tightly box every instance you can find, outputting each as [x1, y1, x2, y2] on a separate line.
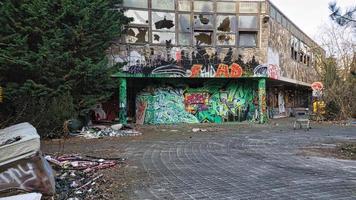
[135, 87, 199, 124]
[258, 79, 267, 123]
[254, 64, 281, 79]
[135, 80, 258, 124]
[118, 78, 127, 124]
[113, 46, 259, 78]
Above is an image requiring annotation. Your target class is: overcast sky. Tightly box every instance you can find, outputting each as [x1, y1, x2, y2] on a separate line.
[269, 0, 355, 39]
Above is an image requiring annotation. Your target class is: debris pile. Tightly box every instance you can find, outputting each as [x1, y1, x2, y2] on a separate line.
[0, 123, 55, 198]
[45, 154, 126, 200]
[75, 124, 142, 139]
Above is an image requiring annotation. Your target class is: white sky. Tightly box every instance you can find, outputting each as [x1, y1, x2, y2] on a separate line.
[269, 0, 355, 39]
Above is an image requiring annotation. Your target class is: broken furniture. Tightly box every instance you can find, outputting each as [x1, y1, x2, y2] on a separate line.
[0, 123, 55, 197]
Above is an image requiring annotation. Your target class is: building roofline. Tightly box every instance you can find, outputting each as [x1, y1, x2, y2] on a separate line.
[266, 0, 321, 49]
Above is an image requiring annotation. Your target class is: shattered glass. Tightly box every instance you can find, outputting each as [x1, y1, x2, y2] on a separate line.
[126, 10, 149, 24]
[179, 14, 191, 32]
[194, 1, 213, 12]
[217, 2, 236, 13]
[238, 16, 258, 29]
[123, 0, 148, 8]
[178, 0, 191, 11]
[216, 15, 237, 32]
[152, 32, 176, 45]
[125, 27, 148, 43]
[239, 32, 257, 47]
[152, 12, 175, 30]
[194, 31, 213, 46]
[178, 33, 191, 45]
[217, 33, 236, 46]
[152, 0, 175, 10]
[239, 2, 259, 13]
[193, 14, 213, 29]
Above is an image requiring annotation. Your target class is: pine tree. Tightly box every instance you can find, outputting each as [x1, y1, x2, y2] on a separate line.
[0, 0, 130, 136]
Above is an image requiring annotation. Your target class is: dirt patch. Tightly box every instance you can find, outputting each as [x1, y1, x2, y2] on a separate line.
[300, 142, 356, 160]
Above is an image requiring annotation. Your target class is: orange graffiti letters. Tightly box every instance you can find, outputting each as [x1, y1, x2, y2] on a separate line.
[190, 64, 203, 77]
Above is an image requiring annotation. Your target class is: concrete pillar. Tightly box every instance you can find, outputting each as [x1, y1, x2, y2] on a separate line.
[118, 78, 127, 124]
[258, 78, 267, 123]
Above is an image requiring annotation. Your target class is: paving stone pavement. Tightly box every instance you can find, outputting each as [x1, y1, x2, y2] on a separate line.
[124, 124, 356, 200]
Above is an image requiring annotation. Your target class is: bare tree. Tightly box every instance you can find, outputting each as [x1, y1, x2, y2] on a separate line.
[312, 22, 355, 120]
[329, 2, 356, 27]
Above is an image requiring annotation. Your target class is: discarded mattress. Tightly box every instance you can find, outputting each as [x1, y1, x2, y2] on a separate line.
[0, 123, 40, 165]
[0, 193, 42, 200]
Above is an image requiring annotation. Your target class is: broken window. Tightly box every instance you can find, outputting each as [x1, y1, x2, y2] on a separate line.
[239, 32, 257, 47]
[194, 31, 213, 46]
[238, 16, 258, 29]
[152, 0, 175, 10]
[299, 42, 308, 64]
[124, 27, 148, 43]
[217, 2, 236, 13]
[193, 14, 213, 29]
[217, 33, 236, 46]
[152, 32, 176, 45]
[123, 0, 148, 8]
[194, 1, 213, 12]
[239, 2, 259, 13]
[179, 14, 191, 32]
[152, 12, 175, 30]
[126, 10, 149, 24]
[178, 33, 191, 45]
[216, 15, 237, 32]
[178, 0, 191, 11]
[291, 35, 299, 61]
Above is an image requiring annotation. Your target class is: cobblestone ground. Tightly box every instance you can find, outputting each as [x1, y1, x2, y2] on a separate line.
[124, 123, 356, 200]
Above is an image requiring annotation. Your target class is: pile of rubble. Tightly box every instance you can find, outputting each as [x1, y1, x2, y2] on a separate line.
[0, 123, 55, 200]
[77, 124, 142, 139]
[45, 154, 126, 200]
[0, 122, 128, 200]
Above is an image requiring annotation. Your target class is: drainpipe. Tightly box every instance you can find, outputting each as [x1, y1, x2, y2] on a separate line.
[118, 78, 127, 124]
[258, 78, 268, 123]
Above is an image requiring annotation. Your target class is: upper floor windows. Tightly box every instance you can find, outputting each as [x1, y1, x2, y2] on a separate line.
[122, 0, 262, 47]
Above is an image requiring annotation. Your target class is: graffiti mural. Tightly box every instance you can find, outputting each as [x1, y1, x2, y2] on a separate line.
[135, 80, 258, 124]
[135, 87, 199, 124]
[254, 64, 281, 79]
[111, 46, 260, 78]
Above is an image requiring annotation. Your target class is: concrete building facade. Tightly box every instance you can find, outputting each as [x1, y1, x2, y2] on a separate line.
[111, 0, 324, 124]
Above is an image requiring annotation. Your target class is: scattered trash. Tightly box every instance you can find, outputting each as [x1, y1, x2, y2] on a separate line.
[110, 124, 123, 131]
[45, 154, 126, 200]
[192, 128, 208, 132]
[76, 125, 142, 139]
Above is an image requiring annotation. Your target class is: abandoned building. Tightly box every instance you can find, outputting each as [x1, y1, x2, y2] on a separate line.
[110, 0, 324, 124]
